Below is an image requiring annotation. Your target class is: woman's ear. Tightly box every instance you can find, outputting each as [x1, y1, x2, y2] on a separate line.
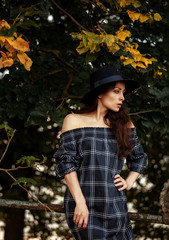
[97, 94, 102, 99]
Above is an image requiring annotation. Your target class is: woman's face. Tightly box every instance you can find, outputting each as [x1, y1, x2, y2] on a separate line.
[98, 81, 126, 112]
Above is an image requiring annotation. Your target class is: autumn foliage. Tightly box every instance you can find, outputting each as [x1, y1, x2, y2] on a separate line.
[0, 20, 32, 71]
[70, 0, 165, 78]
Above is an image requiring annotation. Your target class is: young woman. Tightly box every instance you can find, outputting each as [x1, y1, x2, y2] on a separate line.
[53, 66, 148, 240]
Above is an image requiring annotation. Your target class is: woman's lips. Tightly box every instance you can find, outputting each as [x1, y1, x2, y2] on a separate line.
[117, 104, 122, 108]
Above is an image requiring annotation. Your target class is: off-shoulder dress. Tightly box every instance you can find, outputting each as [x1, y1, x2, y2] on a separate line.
[53, 127, 148, 240]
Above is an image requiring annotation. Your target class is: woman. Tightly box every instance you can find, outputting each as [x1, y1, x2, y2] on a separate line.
[53, 66, 148, 240]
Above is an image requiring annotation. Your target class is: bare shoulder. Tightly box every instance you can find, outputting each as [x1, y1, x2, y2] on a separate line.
[61, 113, 81, 133]
[127, 121, 135, 128]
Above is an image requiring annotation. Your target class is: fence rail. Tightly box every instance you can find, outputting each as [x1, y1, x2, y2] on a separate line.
[0, 199, 168, 225]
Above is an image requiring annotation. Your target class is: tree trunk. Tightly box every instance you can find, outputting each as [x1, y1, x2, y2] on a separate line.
[4, 208, 25, 240]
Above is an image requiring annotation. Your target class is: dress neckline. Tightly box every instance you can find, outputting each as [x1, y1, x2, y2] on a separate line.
[60, 126, 136, 137]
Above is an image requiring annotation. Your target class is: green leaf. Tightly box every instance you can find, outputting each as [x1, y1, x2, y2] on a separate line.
[17, 19, 40, 30]
[16, 156, 40, 167]
[0, 124, 15, 137]
[95, 0, 109, 13]
[19, 4, 41, 17]
[11, 177, 37, 188]
[39, 154, 47, 164]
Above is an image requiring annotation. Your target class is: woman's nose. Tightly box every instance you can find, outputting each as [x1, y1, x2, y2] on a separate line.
[120, 94, 125, 101]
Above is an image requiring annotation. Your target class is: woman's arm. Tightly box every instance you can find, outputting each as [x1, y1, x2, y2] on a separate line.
[114, 171, 140, 191]
[64, 171, 89, 229]
[62, 114, 89, 229]
[125, 171, 140, 190]
[64, 171, 86, 204]
[114, 121, 147, 191]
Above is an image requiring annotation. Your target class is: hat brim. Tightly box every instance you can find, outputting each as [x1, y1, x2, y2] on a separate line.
[80, 79, 140, 104]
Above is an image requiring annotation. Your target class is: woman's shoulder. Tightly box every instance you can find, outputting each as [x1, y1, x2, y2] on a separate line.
[61, 113, 82, 134]
[127, 121, 135, 128]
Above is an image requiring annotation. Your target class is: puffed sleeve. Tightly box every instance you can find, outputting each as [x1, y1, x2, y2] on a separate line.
[53, 131, 83, 180]
[126, 127, 148, 174]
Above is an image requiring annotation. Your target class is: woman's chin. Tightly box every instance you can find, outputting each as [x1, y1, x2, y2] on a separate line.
[110, 108, 120, 112]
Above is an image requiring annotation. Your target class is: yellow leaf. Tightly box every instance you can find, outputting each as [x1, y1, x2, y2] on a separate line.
[76, 41, 89, 54]
[127, 10, 141, 22]
[12, 37, 30, 52]
[0, 50, 7, 59]
[0, 19, 32, 71]
[82, 36, 88, 47]
[118, 25, 126, 31]
[95, 0, 109, 12]
[0, 36, 9, 43]
[117, 0, 141, 8]
[149, 57, 158, 62]
[153, 69, 163, 77]
[157, 70, 162, 75]
[116, 25, 131, 41]
[0, 20, 10, 30]
[145, 12, 154, 22]
[118, 41, 124, 47]
[76, 47, 88, 54]
[14, 32, 18, 38]
[131, 62, 137, 69]
[133, 54, 142, 62]
[139, 14, 149, 23]
[82, 30, 96, 37]
[154, 13, 162, 21]
[3, 58, 14, 67]
[17, 52, 32, 71]
[89, 42, 101, 53]
[132, 0, 141, 8]
[104, 34, 116, 46]
[70, 32, 83, 40]
[158, 66, 167, 71]
[116, 30, 131, 41]
[128, 47, 140, 55]
[108, 44, 120, 54]
[0, 58, 3, 69]
[6, 52, 13, 58]
[136, 62, 146, 69]
[92, 36, 103, 45]
[117, 0, 127, 8]
[126, 0, 133, 6]
[120, 55, 125, 60]
[131, 42, 139, 49]
[4, 40, 16, 53]
[123, 58, 134, 65]
[140, 57, 152, 66]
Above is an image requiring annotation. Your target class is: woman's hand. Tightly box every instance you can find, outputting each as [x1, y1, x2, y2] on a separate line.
[73, 200, 89, 229]
[114, 174, 132, 191]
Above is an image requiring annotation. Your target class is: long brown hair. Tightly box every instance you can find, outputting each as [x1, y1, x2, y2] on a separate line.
[76, 82, 133, 158]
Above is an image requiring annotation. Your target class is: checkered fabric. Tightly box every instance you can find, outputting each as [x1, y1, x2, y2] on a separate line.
[53, 127, 148, 240]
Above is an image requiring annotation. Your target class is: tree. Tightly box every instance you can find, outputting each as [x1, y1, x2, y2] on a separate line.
[0, 0, 168, 239]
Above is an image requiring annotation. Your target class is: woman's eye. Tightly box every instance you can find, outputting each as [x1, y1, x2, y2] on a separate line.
[114, 90, 119, 93]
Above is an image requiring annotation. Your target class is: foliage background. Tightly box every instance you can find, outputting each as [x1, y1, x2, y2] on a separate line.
[0, 0, 169, 239]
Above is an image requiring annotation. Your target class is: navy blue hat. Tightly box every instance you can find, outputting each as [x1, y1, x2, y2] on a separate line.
[81, 66, 140, 103]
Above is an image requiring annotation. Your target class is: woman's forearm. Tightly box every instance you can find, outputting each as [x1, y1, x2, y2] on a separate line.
[64, 171, 86, 204]
[125, 171, 140, 190]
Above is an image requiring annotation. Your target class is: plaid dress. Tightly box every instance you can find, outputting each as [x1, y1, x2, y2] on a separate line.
[53, 127, 148, 240]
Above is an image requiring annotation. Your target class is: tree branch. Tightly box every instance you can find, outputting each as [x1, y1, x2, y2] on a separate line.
[32, 67, 67, 83]
[1, 168, 56, 213]
[129, 109, 158, 116]
[31, 45, 78, 72]
[0, 129, 16, 164]
[51, 0, 88, 31]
